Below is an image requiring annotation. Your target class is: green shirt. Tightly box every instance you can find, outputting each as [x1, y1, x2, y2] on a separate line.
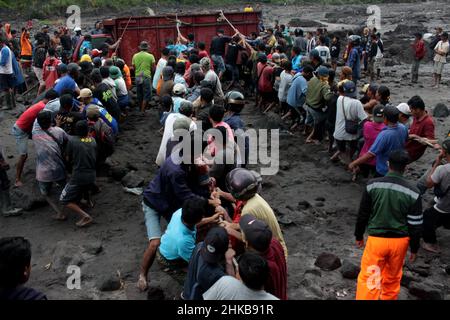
[132, 51, 155, 79]
[305, 77, 332, 109]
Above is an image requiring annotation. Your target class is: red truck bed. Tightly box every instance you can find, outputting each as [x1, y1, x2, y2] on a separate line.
[102, 11, 261, 66]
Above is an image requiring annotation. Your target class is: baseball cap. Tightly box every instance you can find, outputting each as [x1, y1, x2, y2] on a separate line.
[91, 48, 102, 57]
[78, 88, 93, 99]
[162, 66, 174, 81]
[139, 41, 149, 50]
[396, 102, 411, 116]
[201, 227, 229, 264]
[173, 83, 187, 95]
[109, 66, 122, 80]
[309, 49, 320, 59]
[317, 65, 329, 77]
[86, 105, 100, 118]
[74, 27, 82, 32]
[68, 62, 81, 72]
[372, 104, 385, 123]
[57, 63, 68, 74]
[343, 81, 357, 98]
[442, 138, 450, 153]
[239, 215, 272, 252]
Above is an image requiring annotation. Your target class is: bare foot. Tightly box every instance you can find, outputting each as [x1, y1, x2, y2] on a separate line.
[76, 216, 93, 227]
[14, 181, 23, 188]
[52, 214, 67, 221]
[137, 274, 148, 292]
[422, 242, 440, 253]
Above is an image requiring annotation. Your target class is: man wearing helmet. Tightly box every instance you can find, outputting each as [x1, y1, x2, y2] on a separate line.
[224, 90, 248, 167]
[218, 168, 288, 259]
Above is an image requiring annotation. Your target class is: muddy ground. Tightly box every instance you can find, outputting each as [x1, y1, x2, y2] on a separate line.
[1, 1, 450, 300]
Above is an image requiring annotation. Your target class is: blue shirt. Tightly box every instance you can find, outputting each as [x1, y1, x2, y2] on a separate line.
[159, 209, 196, 262]
[54, 75, 77, 95]
[0, 46, 11, 67]
[369, 124, 408, 175]
[81, 100, 119, 135]
[286, 73, 308, 108]
[347, 46, 361, 80]
[291, 54, 303, 73]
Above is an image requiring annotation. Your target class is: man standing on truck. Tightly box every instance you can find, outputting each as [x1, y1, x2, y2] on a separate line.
[210, 29, 232, 80]
[132, 41, 156, 114]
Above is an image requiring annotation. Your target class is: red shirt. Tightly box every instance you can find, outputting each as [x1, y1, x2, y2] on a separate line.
[15, 101, 46, 133]
[263, 238, 288, 300]
[42, 56, 61, 90]
[257, 62, 274, 93]
[405, 113, 435, 162]
[413, 40, 426, 60]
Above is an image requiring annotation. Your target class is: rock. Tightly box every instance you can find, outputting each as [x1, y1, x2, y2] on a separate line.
[83, 241, 103, 255]
[315, 197, 326, 202]
[126, 162, 139, 171]
[384, 59, 399, 67]
[388, 44, 403, 56]
[445, 265, 450, 275]
[314, 252, 342, 271]
[409, 281, 444, 300]
[340, 260, 360, 279]
[280, 160, 290, 171]
[10, 188, 47, 211]
[433, 103, 449, 118]
[288, 18, 326, 28]
[96, 274, 122, 292]
[121, 171, 145, 188]
[147, 287, 165, 300]
[406, 262, 430, 277]
[277, 215, 295, 227]
[304, 269, 322, 277]
[315, 202, 325, 207]
[110, 166, 130, 181]
[298, 200, 311, 209]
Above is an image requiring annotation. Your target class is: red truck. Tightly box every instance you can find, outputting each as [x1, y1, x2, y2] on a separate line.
[73, 11, 261, 66]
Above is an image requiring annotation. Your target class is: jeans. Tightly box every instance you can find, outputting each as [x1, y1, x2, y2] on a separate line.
[411, 59, 421, 82]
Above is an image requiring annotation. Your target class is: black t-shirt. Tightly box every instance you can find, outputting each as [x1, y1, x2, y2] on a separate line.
[183, 243, 225, 300]
[225, 43, 243, 66]
[0, 286, 47, 300]
[210, 36, 232, 56]
[35, 32, 51, 49]
[33, 47, 47, 68]
[60, 35, 72, 51]
[66, 136, 97, 185]
[93, 83, 121, 122]
[330, 42, 340, 58]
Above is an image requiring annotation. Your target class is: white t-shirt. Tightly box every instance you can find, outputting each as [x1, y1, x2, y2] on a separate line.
[155, 113, 197, 166]
[333, 96, 368, 141]
[315, 45, 331, 63]
[278, 70, 293, 102]
[434, 40, 449, 63]
[114, 78, 128, 97]
[203, 276, 279, 300]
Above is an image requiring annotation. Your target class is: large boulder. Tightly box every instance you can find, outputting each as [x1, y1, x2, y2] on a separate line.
[10, 187, 47, 211]
[433, 103, 449, 118]
[96, 274, 122, 292]
[110, 166, 130, 181]
[408, 281, 444, 300]
[340, 260, 361, 279]
[314, 253, 342, 271]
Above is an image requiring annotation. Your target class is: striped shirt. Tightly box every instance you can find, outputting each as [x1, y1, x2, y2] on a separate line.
[355, 172, 422, 253]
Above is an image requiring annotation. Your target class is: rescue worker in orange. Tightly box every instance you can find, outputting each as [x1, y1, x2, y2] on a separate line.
[354, 150, 422, 300]
[20, 27, 32, 70]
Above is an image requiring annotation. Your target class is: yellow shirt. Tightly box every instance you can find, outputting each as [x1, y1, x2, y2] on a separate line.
[242, 194, 288, 259]
[244, 7, 254, 12]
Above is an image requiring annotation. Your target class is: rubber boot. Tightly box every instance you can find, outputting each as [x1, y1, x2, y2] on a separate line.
[1, 92, 12, 110]
[11, 92, 17, 109]
[0, 190, 22, 217]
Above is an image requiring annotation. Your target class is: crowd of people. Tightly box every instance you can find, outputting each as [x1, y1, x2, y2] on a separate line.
[1, 11, 450, 301]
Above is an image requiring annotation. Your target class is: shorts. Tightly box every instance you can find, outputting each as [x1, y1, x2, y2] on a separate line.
[156, 249, 188, 270]
[11, 124, 29, 155]
[32, 67, 45, 86]
[335, 139, 358, 153]
[373, 57, 382, 70]
[136, 77, 152, 103]
[211, 55, 226, 74]
[306, 105, 328, 125]
[0, 73, 14, 91]
[38, 179, 65, 196]
[60, 182, 94, 205]
[434, 61, 445, 75]
[142, 202, 162, 240]
[331, 57, 338, 64]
